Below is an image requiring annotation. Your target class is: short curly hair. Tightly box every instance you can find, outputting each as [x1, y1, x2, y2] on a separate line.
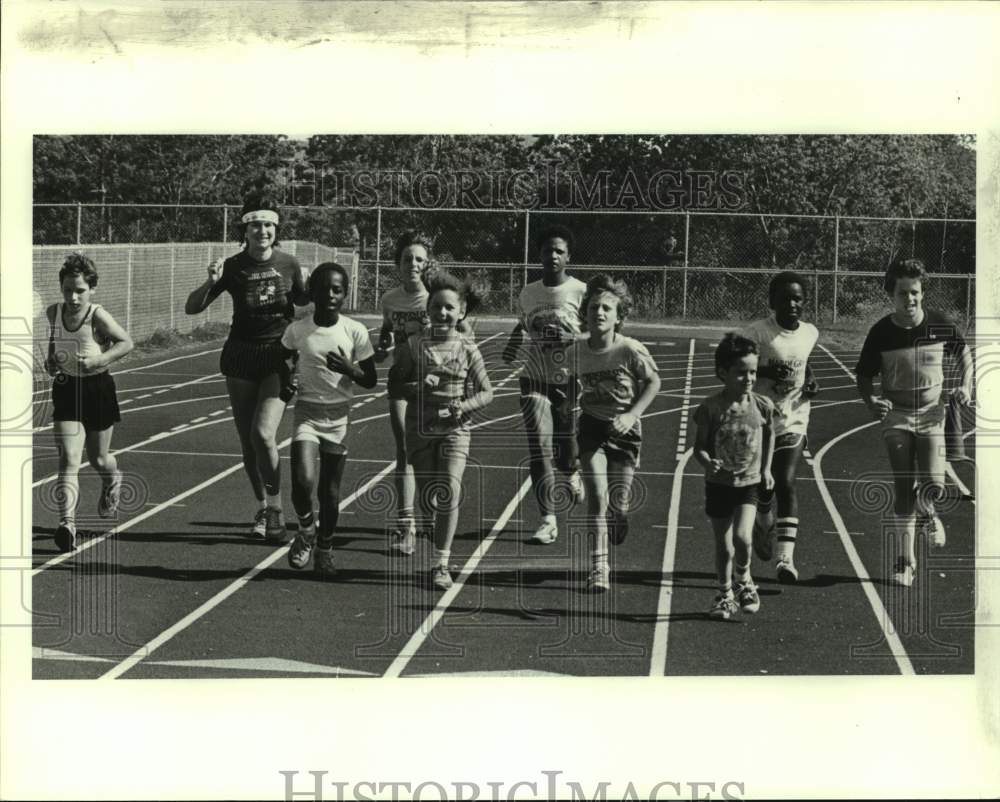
[425, 270, 483, 316]
[59, 252, 99, 288]
[714, 332, 758, 377]
[768, 270, 808, 306]
[393, 230, 435, 270]
[534, 224, 574, 254]
[308, 262, 350, 296]
[884, 258, 929, 294]
[580, 273, 631, 332]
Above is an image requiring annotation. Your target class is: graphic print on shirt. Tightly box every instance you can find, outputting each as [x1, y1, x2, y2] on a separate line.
[391, 309, 429, 338]
[245, 269, 281, 311]
[581, 368, 631, 409]
[714, 407, 759, 474]
[769, 358, 805, 399]
[525, 304, 578, 346]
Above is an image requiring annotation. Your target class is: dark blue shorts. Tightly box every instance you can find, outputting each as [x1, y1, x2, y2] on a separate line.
[705, 481, 759, 519]
[51, 371, 121, 432]
[577, 412, 642, 467]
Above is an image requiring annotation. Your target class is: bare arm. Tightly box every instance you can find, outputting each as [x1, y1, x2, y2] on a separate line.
[186, 257, 223, 315]
[693, 420, 722, 477]
[83, 307, 133, 373]
[456, 347, 494, 417]
[856, 373, 890, 421]
[502, 321, 525, 364]
[387, 338, 418, 399]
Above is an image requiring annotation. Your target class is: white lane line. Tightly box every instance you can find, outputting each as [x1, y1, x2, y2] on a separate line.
[34, 395, 232, 434]
[29, 347, 225, 396]
[32, 450, 256, 576]
[812, 341, 914, 674]
[649, 448, 694, 677]
[812, 422, 915, 675]
[383, 476, 533, 678]
[98, 461, 395, 680]
[32, 416, 235, 488]
[135, 394, 152, 400]
[675, 339, 696, 458]
[817, 343, 856, 379]
[33, 372, 222, 430]
[650, 340, 697, 676]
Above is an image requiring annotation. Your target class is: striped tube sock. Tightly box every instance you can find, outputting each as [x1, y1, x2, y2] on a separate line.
[433, 547, 450, 569]
[733, 562, 751, 585]
[591, 548, 609, 571]
[774, 517, 799, 560]
[298, 511, 315, 531]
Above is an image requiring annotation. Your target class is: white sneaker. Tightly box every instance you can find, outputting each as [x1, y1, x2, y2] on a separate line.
[569, 471, 586, 506]
[588, 564, 610, 593]
[775, 555, 799, 584]
[390, 521, 417, 556]
[530, 520, 558, 545]
[431, 565, 453, 591]
[288, 523, 317, 570]
[924, 516, 946, 548]
[250, 508, 268, 540]
[893, 558, 916, 588]
[264, 506, 287, 543]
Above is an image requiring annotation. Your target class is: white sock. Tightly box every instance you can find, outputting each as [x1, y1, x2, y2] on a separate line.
[433, 547, 450, 569]
[258, 497, 268, 511]
[542, 514, 557, 527]
[266, 490, 282, 510]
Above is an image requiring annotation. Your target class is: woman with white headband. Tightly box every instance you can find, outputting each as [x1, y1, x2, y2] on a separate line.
[186, 194, 309, 541]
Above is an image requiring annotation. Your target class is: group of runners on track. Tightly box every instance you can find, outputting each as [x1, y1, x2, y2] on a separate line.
[43, 193, 974, 617]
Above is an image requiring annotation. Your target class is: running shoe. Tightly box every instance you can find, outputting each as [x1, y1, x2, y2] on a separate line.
[923, 515, 946, 549]
[390, 521, 417, 556]
[775, 555, 799, 584]
[893, 558, 916, 588]
[431, 565, 453, 591]
[734, 580, 761, 614]
[264, 506, 286, 543]
[752, 507, 775, 561]
[607, 511, 629, 546]
[54, 522, 77, 553]
[569, 471, 586, 506]
[97, 474, 122, 519]
[250, 508, 268, 540]
[288, 523, 317, 570]
[314, 546, 336, 578]
[708, 593, 739, 620]
[587, 564, 610, 593]
[529, 520, 558, 545]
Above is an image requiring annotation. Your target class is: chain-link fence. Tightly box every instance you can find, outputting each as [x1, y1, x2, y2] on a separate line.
[34, 204, 976, 335]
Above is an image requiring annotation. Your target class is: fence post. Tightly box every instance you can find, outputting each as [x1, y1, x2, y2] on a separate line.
[833, 215, 840, 324]
[966, 274, 973, 330]
[522, 209, 531, 290]
[682, 212, 690, 318]
[374, 207, 382, 303]
[206, 245, 212, 323]
[126, 248, 133, 334]
[170, 247, 175, 331]
[813, 270, 819, 322]
[222, 205, 228, 244]
[76, 203, 83, 245]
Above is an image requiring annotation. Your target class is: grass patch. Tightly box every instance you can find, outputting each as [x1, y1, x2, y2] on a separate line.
[134, 323, 229, 353]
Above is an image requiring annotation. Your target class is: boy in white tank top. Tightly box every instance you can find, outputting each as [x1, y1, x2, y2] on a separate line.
[45, 253, 134, 552]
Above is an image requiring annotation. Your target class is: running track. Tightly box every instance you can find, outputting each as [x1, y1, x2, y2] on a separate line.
[29, 320, 977, 678]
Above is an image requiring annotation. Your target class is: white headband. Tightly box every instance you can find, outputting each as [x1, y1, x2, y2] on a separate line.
[241, 210, 279, 225]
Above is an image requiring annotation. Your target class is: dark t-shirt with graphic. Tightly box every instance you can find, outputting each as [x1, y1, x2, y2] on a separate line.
[208, 249, 304, 342]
